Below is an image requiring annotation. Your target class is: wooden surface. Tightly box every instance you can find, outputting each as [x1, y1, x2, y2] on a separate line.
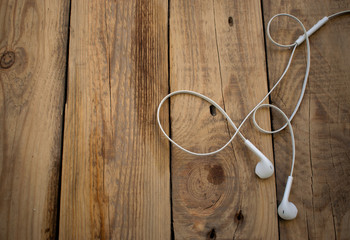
[59, 0, 170, 239]
[263, 1, 350, 239]
[0, 0, 69, 239]
[170, 0, 277, 239]
[0, 0, 349, 239]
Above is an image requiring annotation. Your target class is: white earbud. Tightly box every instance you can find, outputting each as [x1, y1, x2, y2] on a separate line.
[278, 176, 298, 220]
[244, 140, 274, 179]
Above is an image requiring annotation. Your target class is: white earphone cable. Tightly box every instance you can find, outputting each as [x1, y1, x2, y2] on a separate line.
[328, 10, 350, 19]
[157, 11, 348, 177]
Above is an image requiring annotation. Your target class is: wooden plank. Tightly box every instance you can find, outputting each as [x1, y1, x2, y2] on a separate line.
[263, 1, 350, 239]
[169, 0, 278, 239]
[0, 0, 69, 239]
[59, 0, 170, 239]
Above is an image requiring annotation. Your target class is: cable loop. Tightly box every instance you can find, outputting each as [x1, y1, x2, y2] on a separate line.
[266, 13, 305, 48]
[252, 104, 284, 134]
[252, 104, 295, 175]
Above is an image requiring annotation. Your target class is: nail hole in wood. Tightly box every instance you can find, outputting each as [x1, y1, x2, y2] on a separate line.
[207, 228, 216, 240]
[228, 16, 234, 26]
[210, 105, 216, 116]
[236, 210, 244, 221]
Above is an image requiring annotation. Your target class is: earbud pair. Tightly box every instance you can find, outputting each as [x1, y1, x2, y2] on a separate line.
[244, 139, 297, 220]
[157, 11, 350, 222]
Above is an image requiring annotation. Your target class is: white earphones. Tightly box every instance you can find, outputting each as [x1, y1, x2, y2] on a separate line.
[157, 11, 349, 220]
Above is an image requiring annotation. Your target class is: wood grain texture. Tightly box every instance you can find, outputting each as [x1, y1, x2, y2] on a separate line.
[59, 0, 170, 239]
[0, 0, 69, 239]
[263, 1, 350, 239]
[169, 0, 278, 239]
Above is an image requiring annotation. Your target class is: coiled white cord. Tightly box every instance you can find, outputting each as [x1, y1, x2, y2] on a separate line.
[157, 11, 349, 177]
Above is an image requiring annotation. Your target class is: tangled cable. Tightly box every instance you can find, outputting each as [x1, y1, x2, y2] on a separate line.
[157, 11, 349, 177]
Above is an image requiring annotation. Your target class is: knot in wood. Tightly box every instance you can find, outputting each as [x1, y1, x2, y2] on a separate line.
[187, 166, 216, 200]
[206, 164, 225, 185]
[0, 51, 15, 69]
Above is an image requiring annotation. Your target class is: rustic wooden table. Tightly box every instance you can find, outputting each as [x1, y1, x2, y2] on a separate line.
[1, 0, 349, 239]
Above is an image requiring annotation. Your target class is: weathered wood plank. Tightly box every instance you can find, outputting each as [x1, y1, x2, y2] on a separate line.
[169, 0, 278, 239]
[263, 1, 350, 239]
[0, 0, 69, 239]
[59, 0, 170, 239]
